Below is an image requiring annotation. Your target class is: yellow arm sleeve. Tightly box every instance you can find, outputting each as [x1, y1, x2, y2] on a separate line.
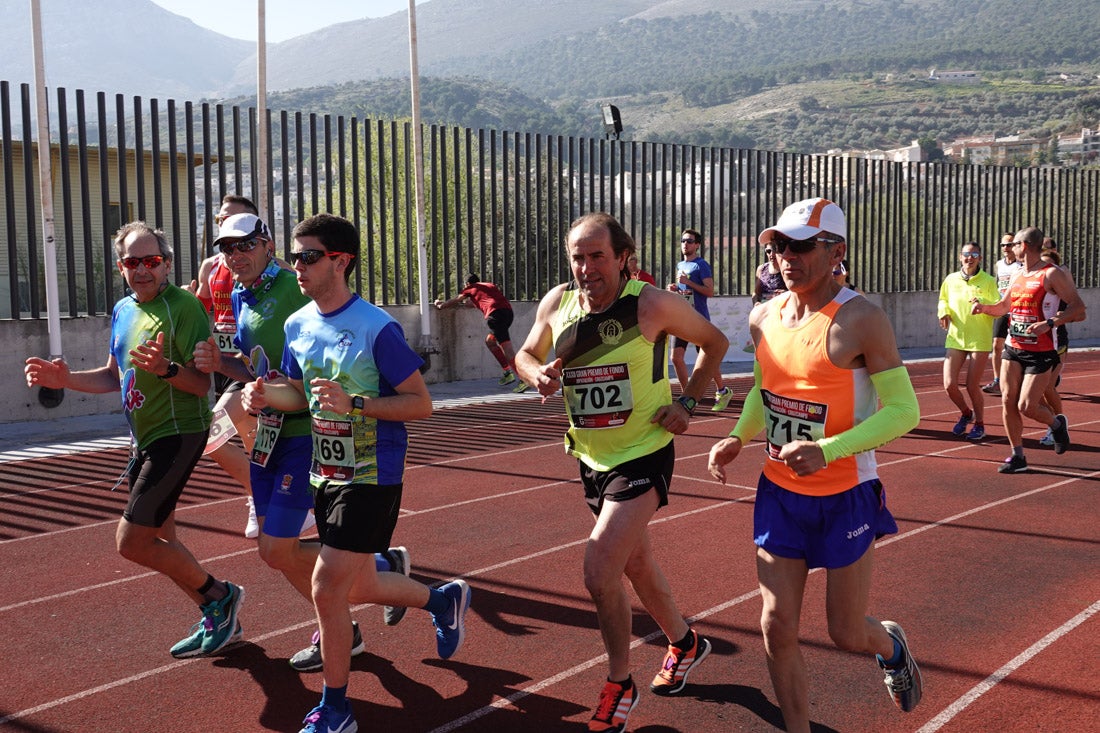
[729, 360, 766, 444]
[817, 365, 920, 464]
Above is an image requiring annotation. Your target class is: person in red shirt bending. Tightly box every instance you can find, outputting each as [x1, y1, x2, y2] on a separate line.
[435, 274, 528, 393]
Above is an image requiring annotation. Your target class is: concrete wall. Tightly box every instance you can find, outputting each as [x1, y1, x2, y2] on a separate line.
[8, 287, 1099, 424]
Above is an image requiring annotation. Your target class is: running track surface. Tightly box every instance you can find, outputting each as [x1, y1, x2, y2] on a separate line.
[1, 353, 1097, 733]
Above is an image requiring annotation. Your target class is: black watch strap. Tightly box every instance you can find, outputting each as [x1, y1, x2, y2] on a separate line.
[158, 361, 179, 379]
[677, 395, 697, 416]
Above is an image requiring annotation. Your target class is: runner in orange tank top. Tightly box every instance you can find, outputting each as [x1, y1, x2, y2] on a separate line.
[707, 198, 923, 732]
[971, 226, 1086, 471]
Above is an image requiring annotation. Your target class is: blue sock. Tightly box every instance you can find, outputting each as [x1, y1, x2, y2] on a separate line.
[877, 637, 904, 667]
[424, 587, 448, 615]
[321, 684, 348, 710]
[374, 552, 391, 572]
[1013, 446, 1025, 458]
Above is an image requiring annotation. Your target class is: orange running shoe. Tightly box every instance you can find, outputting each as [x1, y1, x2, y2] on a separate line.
[588, 677, 638, 733]
[650, 629, 711, 696]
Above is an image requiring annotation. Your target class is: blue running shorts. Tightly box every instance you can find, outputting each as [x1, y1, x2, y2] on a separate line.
[250, 434, 314, 538]
[753, 474, 898, 569]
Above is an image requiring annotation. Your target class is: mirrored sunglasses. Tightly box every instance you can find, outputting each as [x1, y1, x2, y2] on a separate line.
[289, 249, 341, 266]
[119, 255, 165, 269]
[218, 237, 263, 256]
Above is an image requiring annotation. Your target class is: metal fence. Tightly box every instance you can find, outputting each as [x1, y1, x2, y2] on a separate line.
[3, 81, 1097, 319]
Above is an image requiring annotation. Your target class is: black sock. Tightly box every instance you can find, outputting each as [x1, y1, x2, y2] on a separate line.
[671, 629, 695, 650]
[197, 575, 228, 604]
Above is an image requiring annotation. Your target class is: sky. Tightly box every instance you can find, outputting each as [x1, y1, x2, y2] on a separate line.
[149, 0, 424, 43]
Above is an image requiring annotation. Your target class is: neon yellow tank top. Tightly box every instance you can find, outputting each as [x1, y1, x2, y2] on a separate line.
[552, 279, 672, 471]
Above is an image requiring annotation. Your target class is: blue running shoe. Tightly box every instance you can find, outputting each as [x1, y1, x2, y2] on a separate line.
[951, 413, 972, 436]
[200, 582, 245, 654]
[878, 620, 922, 713]
[432, 579, 471, 659]
[170, 619, 242, 659]
[966, 424, 985, 441]
[299, 703, 357, 733]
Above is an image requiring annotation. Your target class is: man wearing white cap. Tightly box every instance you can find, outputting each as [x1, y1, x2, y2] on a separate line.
[193, 213, 413, 673]
[706, 198, 923, 731]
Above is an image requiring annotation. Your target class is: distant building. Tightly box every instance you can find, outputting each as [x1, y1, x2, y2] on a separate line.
[825, 140, 931, 163]
[928, 69, 980, 83]
[943, 134, 1047, 165]
[1056, 127, 1100, 166]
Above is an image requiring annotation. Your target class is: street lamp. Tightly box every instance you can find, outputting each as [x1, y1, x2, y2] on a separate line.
[601, 104, 622, 140]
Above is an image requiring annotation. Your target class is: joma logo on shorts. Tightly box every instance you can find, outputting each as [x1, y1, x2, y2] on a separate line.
[628, 478, 650, 488]
[847, 523, 871, 540]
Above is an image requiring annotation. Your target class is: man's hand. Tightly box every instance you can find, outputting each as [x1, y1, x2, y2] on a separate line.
[242, 376, 269, 414]
[939, 315, 951, 331]
[777, 440, 826, 477]
[128, 331, 170, 376]
[24, 356, 69, 390]
[651, 401, 690, 435]
[310, 377, 353, 414]
[707, 437, 743, 484]
[192, 336, 221, 374]
[533, 357, 564, 400]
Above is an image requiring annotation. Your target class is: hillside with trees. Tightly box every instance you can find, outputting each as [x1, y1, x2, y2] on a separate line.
[241, 0, 1100, 156]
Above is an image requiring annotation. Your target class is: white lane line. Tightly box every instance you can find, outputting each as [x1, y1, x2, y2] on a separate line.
[915, 599, 1100, 733]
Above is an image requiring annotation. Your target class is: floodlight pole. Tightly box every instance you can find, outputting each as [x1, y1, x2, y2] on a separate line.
[256, 0, 269, 224]
[30, 0, 64, 406]
[408, 0, 432, 349]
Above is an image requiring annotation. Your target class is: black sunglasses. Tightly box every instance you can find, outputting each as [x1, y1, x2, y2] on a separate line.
[769, 236, 843, 255]
[119, 255, 165, 269]
[290, 249, 342, 266]
[218, 237, 263, 256]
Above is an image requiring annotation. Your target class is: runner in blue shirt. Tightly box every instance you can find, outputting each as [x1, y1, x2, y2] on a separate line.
[240, 213, 472, 733]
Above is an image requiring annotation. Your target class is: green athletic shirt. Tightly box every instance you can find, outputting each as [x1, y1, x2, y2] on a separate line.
[551, 278, 672, 472]
[231, 261, 313, 438]
[109, 284, 212, 449]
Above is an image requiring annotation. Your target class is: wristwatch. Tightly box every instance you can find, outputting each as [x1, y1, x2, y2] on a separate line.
[349, 395, 366, 415]
[1046, 317, 1056, 330]
[158, 361, 179, 379]
[676, 395, 697, 416]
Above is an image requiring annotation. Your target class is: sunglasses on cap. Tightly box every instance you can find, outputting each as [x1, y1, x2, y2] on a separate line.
[218, 237, 264, 256]
[119, 255, 165, 269]
[289, 249, 342, 266]
[769, 235, 843, 255]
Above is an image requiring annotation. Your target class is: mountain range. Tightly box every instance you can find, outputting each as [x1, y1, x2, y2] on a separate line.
[1, 0, 1098, 154]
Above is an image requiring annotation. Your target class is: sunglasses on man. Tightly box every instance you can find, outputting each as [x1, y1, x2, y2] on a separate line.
[289, 249, 343, 266]
[767, 236, 843, 255]
[119, 255, 165, 269]
[218, 237, 264, 256]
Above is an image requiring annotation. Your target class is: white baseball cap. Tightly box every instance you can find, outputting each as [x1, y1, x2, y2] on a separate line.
[213, 213, 270, 249]
[759, 198, 847, 244]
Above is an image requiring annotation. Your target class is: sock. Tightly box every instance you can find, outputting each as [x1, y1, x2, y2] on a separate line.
[973, 422, 983, 428]
[608, 674, 633, 687]
[197, 575, 228, 604]
[320, 684, 348, 710]
[670, 629, 695, 650]
[1013, 446, 1025, 458]
[375, 552, 392, 572]
[424, 587, 449, 616]
[877, 637, 904, 667]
